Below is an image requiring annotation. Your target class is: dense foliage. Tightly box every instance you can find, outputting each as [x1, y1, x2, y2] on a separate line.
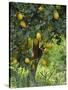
[9, 2, 66, 88]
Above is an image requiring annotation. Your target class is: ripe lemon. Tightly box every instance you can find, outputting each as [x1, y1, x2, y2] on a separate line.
[13, 59, 17, 64]
[56, 5, 61, 10]
[53, 10, 59, 20]
[20, 21, 27, 28]
[44, 48, 49, 53]
[10, 57, 18, 65]
[33, 38, 39, 46]
[25, 58, 30, 64]
[16, 12, 24, 20]
[46, 42, 53, 48]
[41, 59, 48, 66]
[38, 6, 44, 11]
[36, 32, 41, 42]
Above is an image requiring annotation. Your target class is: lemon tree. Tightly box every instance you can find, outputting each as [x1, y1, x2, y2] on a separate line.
[9, 2, 66, 87]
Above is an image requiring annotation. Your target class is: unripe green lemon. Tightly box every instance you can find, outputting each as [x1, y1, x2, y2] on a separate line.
[28, 37, 33, 48]
[32, 64, 35, 70]
[16, 12, 24, 20]
[33, 38, 39, 46]
[25, 58, 30, 64]
[20, 21, 27, 28]
[53, 10, 59, 20]
[36, 32, 41, 42]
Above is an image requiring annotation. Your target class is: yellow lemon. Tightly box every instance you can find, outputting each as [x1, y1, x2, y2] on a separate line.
[16, 12, 24, 20]
[56, 5, 61, 10]
[41, 59, 48, 66]
[46, 42, 53, 48]
[53, 10, 59, 20]
[10, 57, 18, 65]
[25, 58, 30, 64]
[36, 32, 41, 42]
[13, 59, 17, 64]
[20, 21, 27, 28]
[33, 38, 39, 46]
[44, 48, 49, 53]
[38, 6, 44, 11]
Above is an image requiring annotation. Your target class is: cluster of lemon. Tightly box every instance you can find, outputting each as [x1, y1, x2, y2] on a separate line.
[24, 58, 35, 70]
[35, 32, 53, 54]
[10, 56, 48, 68]
[38, 5, 59, 20]
[28, 32, 41, 49]
[28, 31, 53, 53]
[16, 12, 27, 28]
[16, 6, 44, 29]
[33, 32, 42, 47]
[14, 5, 60, 68]
[10, 56, 35, 70]
[43, 42, 53, 54]
[16, 5, 59, 29]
